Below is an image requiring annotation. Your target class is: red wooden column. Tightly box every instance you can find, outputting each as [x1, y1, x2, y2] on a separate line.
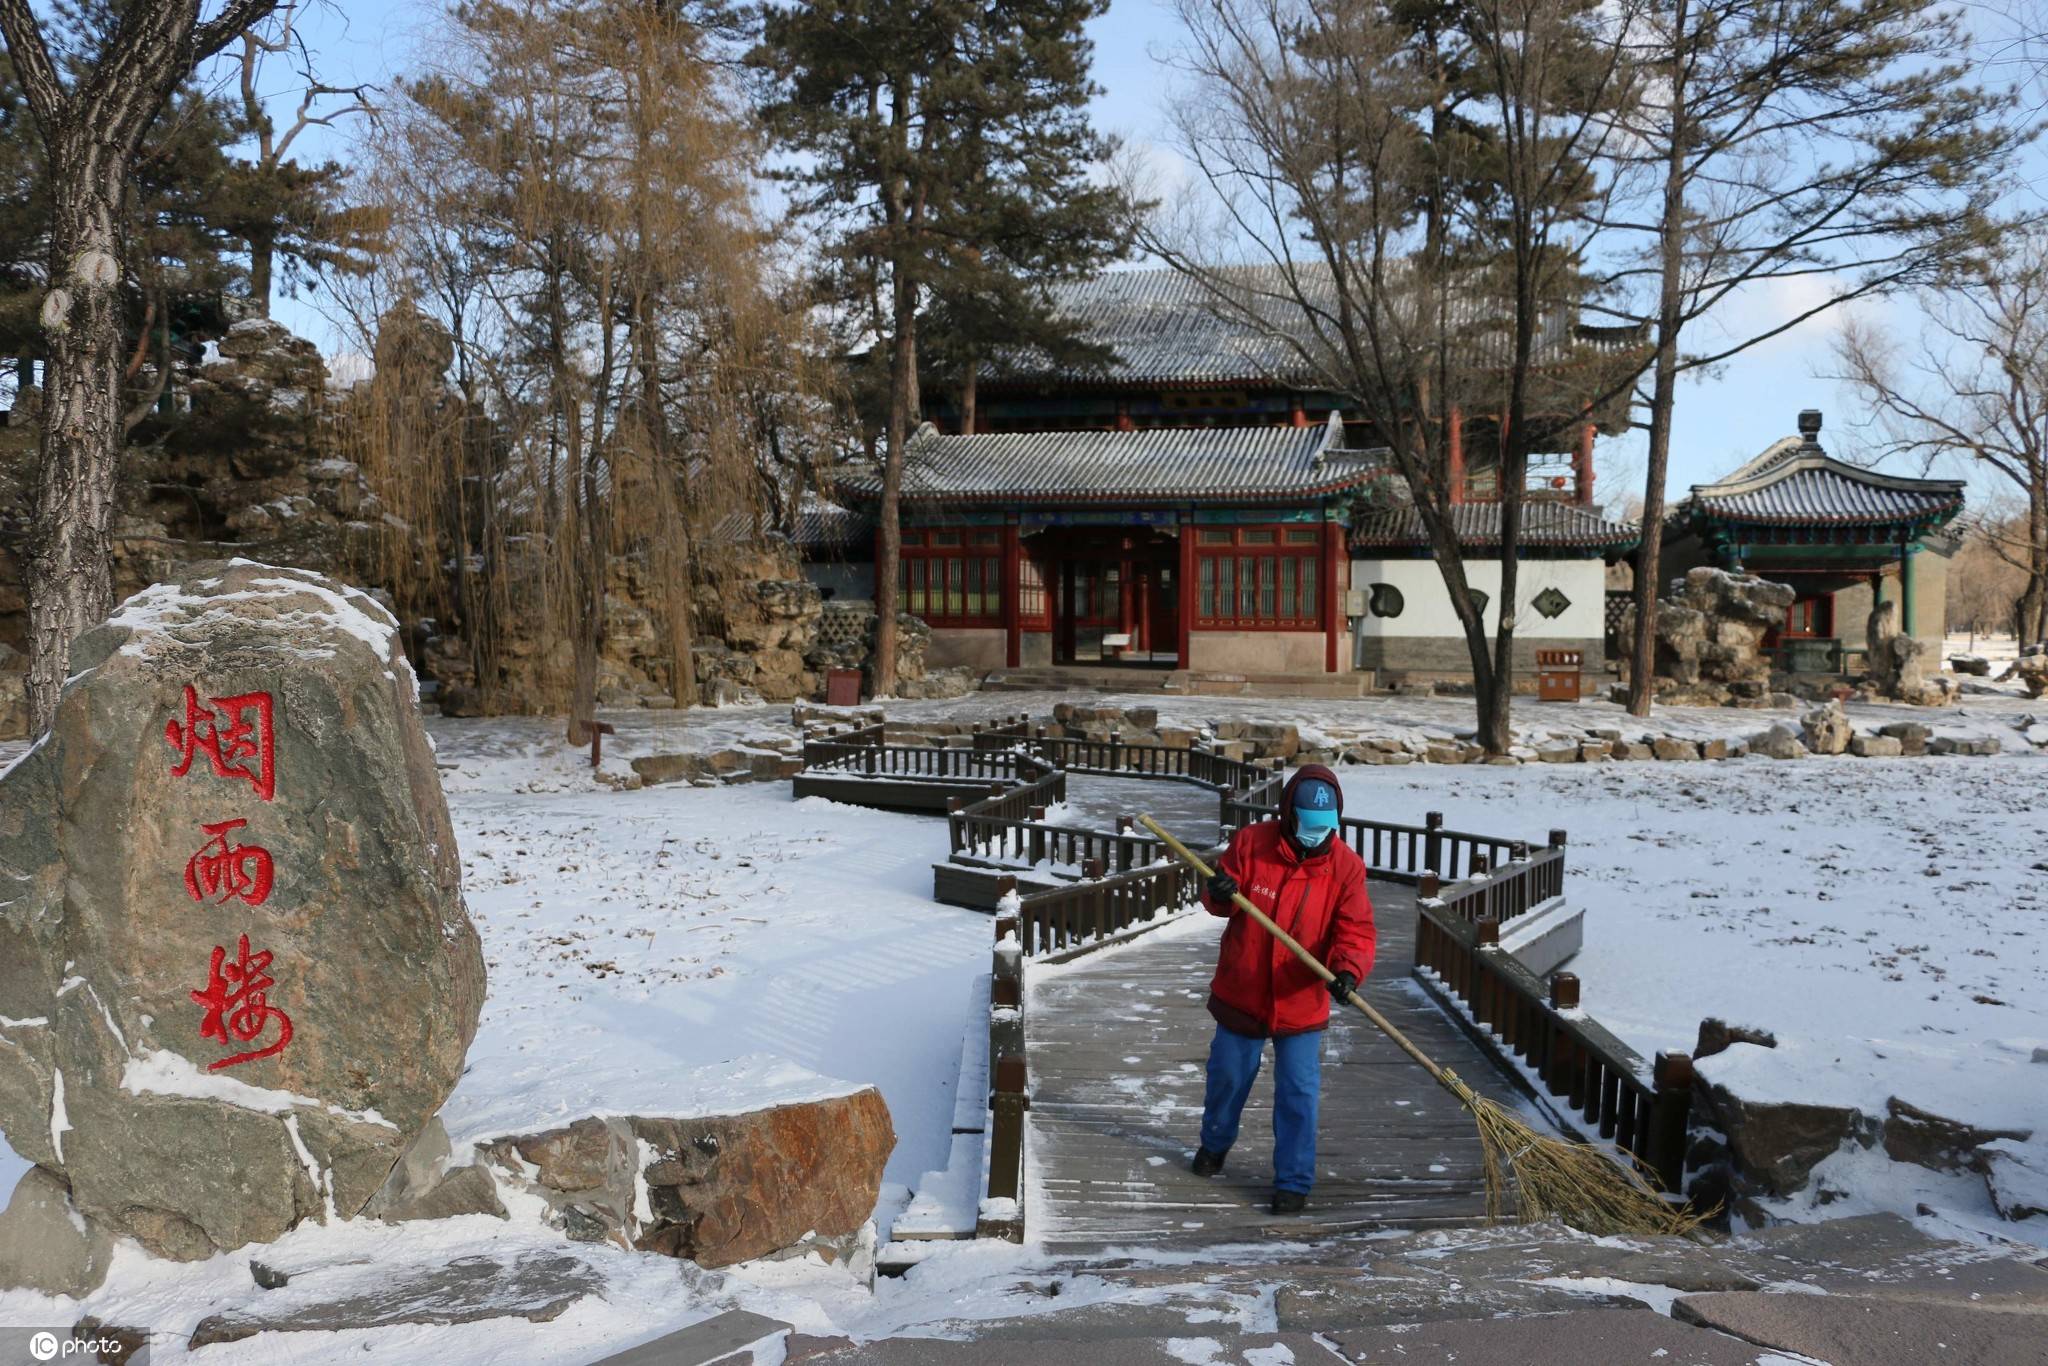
[1448, 406, 1466, 505]
[1575, 418, 1596, 505]
[1002, 519, 1022, 669]
[1322, 518, 1342, 674]
[1177, 513, 1196, 670]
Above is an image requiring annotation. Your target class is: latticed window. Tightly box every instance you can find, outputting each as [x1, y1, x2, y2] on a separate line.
[899, 529, 1004, 626]
[1193, 525, 1323, 629]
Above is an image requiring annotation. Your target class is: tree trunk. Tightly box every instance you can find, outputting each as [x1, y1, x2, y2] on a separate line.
[25, 136, 128, 732]
[959, 362, 977, 434]
[874, 269, 917, 698]
[2024, 477, 2048, 645]
[247, 225, 274, 317]
[1627, 0, 1691, 720]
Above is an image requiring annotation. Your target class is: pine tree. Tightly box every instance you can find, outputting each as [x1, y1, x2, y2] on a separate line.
[752, 0, 1130, 695]
[0, 0, 282, 731]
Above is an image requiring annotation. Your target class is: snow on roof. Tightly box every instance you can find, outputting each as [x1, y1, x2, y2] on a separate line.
[1350, 499, 1640, 552]
[833, 414, 1389, 506]
[1679, 414, 1965, 529]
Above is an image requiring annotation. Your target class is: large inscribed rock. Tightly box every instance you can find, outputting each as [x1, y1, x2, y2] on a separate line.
[0, 562, 485, 1261]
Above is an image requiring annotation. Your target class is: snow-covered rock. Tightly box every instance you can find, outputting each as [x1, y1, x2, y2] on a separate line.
[0, 563, 485, 1263]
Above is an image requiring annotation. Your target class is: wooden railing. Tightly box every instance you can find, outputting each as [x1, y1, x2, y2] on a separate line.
[1007, 854, 1213, 957]
[1429, 842, 1567, 926]
[804, 740, 1025, 782]
[798, 721, 885, 770]
[1414, 895, 1693, 1193]
[970, 716, 1036, 752]
[1219, 793, 1534, 889]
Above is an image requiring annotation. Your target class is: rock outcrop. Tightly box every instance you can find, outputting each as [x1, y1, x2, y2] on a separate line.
[1869, 634, 1958, 707]
[0, 563, 486, 1263]
[2013, 649, 2048, 700]
[473, 1088, 894, 1268]
[1624, 568, 1794, 707]
[1799, 700, 1852, 756]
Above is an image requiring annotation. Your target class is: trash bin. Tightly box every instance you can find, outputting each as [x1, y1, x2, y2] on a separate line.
[825, 668, 862, 707]
[1535, 648, 1582, 702]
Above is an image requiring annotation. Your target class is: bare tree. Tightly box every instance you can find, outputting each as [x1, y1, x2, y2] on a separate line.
[1832, 233, 2048, 645]
[350, 0, 827, 728]
[231, 0, 378, 310]
[1147, 0, 1643, 752]
[1943, 504, 2032, 638]
[0, 0, 281, 732]
[1599, 0, 2026, 716]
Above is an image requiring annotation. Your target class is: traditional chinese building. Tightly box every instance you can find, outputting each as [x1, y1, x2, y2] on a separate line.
[1663, 410, 1964, 673]
[810, 265, 1644, 685]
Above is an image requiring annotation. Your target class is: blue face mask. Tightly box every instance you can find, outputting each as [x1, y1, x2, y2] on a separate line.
[1294, 812, 1336, 848]
[1293, 778, 1340, 848]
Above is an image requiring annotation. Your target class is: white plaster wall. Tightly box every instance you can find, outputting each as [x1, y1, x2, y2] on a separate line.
[1349, 558, 1607, 639]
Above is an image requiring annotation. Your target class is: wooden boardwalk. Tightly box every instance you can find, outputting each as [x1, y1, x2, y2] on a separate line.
[1026, 881, 1537, 1252]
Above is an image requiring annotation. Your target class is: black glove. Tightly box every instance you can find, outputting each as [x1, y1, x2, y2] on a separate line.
[1329, 971, 1359, 1002]
[1207, 872, 1239, 904]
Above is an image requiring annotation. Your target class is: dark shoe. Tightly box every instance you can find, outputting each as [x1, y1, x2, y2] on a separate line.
[1190, 1146, 1227, 1177]
[1271, 1189, 1308, 1215]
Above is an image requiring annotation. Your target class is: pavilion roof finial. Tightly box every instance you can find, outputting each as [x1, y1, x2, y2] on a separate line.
[1797, 408, 1823, 442]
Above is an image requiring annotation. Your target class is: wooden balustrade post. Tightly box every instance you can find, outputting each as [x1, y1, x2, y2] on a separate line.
[1647, 1051, 1695, 1194]
[1083, 857, 1105, 882]
[1510, 841, 1529, 863]
[1548, 971, 1580, 1010]
[1028, 808, 1046, 865]
[984, 988, 1029, 1241]
[1424, 811, 1443, 879]
[1471, 854, 1490, 878]
[1550, 828, 1568, 849]
[1419, 871, 1442, 900]
[1117, 815, 1135, 872]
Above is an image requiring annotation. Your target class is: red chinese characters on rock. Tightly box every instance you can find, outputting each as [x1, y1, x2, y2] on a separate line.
[183, 819, 274, 907]
[165, 684, 276, 802]
[169, 681, 292, 1070]
[189, 934, 293, 1071]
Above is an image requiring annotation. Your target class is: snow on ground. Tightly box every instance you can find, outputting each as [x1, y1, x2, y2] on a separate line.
[0, 720, 1021, 1361]
[1, 689, 2045, 1356]
[1336, 752, 2048, 1244]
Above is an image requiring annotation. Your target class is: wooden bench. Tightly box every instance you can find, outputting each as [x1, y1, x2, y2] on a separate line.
[1534, 648, 1582, 702]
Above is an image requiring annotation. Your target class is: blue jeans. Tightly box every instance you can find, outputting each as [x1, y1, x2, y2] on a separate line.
[1199, 1024, 1323, 1193]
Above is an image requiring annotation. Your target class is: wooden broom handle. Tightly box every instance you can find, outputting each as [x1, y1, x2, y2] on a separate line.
[1140, 814, 1463, 1089]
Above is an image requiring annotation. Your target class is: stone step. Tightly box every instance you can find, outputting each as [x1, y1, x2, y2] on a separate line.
[594, 1310, 794, 1365]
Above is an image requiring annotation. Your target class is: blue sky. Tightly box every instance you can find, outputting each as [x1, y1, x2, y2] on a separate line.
[258, 0, 2045, 507]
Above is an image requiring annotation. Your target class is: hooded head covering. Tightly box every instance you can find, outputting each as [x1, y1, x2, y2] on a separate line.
[1281, 763, 1344, 854]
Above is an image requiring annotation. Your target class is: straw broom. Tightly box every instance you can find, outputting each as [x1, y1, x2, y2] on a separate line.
[1138, 814, 1700, 1238]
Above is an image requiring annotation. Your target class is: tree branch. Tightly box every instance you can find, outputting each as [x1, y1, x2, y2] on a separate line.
[0, 0, 66, 127]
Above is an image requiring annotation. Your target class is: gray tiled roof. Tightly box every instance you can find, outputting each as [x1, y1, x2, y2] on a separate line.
[1350, 499, 1640, 551]
[832, 416, 1388, 505]
[986, 264, 1648, 388]
[790, 500, 874, 552]
[1682, 444, 1963, 528]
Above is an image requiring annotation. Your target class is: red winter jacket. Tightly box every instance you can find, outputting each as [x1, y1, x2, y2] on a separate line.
[1203, 765, 1377, 1037]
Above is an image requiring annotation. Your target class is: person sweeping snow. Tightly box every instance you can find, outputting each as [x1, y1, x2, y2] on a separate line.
[1189, 763, 1375, 1214]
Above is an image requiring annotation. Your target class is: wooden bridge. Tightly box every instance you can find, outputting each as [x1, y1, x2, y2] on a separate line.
[1026, 879, 1530, 1250]
[797, 716, 1699, 1253]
